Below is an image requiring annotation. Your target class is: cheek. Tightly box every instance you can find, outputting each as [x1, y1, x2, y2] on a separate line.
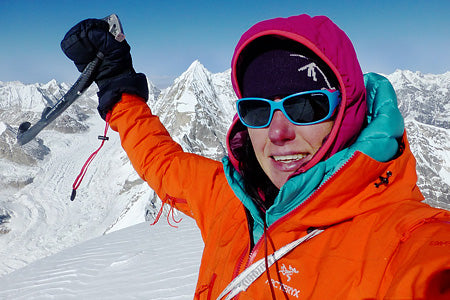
[295, 121, 334, 149]
[247, 128, 270, 168]
[248, 128, 268, 152]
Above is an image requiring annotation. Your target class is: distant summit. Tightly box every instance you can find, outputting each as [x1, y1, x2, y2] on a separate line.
[151, 60, 235, 160]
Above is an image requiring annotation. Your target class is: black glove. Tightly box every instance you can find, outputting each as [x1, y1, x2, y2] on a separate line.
[61, 18, 148, 119]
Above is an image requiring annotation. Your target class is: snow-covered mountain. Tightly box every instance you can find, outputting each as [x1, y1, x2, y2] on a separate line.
[0, 64, 449, 283]
[387, 70, 450, 129]
[386, 70, 450, 206]
[150, 60, 236, 160]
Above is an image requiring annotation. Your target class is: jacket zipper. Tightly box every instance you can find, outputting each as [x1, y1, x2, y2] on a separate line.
[228, 153, 360, 298]
[232, 245, 250, 279]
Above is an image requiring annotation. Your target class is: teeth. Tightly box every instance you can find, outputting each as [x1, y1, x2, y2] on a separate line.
[273, 154, 306, 162]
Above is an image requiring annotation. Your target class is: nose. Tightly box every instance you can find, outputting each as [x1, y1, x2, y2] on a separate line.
[268, 110, 296, 145]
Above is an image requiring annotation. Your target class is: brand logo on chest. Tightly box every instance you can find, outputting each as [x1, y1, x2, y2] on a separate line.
[265, 264, 301, 298]
[279, 263, 299, 282]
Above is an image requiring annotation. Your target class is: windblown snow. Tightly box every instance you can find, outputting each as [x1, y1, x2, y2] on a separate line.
[0, 63, 449, 299]
[0, 218, 204, 299]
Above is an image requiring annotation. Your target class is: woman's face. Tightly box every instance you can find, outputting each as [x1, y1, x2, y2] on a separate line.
[248, 106, 334, 189]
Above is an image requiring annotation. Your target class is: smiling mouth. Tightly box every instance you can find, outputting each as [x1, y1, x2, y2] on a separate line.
[272, 153, 307, 163]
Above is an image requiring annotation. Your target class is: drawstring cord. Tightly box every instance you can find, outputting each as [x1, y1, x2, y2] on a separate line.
[168, 203, 182, 227]
[263, 220, 277, 299]
[71, 112, 111, 201]
[150, 197, 183, 228]
[263, 219, 290, 300]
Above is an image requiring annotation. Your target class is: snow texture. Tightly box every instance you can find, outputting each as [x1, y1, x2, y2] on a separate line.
[0, 218, 204, 299]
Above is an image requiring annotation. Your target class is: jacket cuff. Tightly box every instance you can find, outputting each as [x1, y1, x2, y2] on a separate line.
[97, 72, 149, 120]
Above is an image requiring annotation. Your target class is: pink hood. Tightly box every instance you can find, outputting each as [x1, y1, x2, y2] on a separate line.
[227, 14, 367, 174]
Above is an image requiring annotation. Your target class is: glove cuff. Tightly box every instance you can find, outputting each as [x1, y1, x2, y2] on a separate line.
[96, 71, 149, 120]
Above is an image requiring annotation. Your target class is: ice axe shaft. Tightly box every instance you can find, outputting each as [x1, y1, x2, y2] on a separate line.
[17, 14, 124, 145]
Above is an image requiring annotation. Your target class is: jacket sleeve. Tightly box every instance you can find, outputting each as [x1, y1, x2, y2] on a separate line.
[384, 217, 450, 299]
[108, 93, 229, 234]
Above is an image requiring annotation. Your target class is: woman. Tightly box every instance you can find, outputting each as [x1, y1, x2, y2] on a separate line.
[61, 14, 449, 299]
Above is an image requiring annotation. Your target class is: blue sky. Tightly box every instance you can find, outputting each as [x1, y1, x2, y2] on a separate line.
[1, 0, 449, 88]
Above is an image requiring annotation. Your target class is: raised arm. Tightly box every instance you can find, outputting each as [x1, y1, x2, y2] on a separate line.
[61, 18, 231, 233]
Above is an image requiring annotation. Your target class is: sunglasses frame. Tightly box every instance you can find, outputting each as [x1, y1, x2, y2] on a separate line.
[237, 89, 341, 128]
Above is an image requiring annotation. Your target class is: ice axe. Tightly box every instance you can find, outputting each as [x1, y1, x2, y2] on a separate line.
[17, 14, 125, 145]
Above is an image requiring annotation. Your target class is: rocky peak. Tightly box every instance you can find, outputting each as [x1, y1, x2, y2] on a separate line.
[387, 70, 450, 129]
[150, 60, 235, 160]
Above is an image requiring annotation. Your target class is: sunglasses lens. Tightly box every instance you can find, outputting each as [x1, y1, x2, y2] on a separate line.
[238, 100, 271, 127]
[238, 91, 336, 127]
[284, 93, 330, 123]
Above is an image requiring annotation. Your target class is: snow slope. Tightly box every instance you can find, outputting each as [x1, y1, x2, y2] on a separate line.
[0, 218, 204, 299]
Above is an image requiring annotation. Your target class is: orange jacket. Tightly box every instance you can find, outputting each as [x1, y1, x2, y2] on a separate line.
[110, 93, 450, 299]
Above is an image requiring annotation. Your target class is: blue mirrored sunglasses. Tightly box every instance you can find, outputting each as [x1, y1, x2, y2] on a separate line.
[237, 90, 341, 128]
